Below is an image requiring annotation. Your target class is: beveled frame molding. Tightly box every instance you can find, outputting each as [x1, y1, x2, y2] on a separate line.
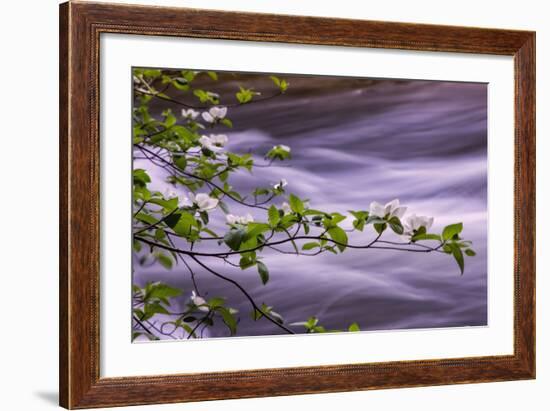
[59, 1, 535, 408]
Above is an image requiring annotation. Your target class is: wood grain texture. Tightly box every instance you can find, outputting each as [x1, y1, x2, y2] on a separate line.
[59, 1, 536, 408]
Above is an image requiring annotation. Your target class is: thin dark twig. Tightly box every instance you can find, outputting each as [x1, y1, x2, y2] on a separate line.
[135, 88, 283, 110]
[133, 207, 180, 235]
[137, 144, 269, 210]
[188, 254, 295, 334]
[133, 200, 148, 217]
[145, 319, 178, 340]
[135, 234, 442, 258]
[266, 244, 324, 257]
[166, 235, 202, 295]
[187, 311, 212, 339]
[133, 315, 154, 336]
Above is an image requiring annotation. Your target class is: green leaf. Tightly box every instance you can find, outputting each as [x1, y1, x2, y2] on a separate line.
[388, 216, 404, 235]
[268, 205, 280, 227]
[257, 261, 269, 285]
[220, 118, 233, 128]
[350, 210, 369, 232]
[171, 125, 195, 142]
[348, 322, 360, 332]
[142, 301, 169, 321]
[207, 297, 225, 309]
[193, 89, 209, 103]
[160, 109, 175, 127]
[173, 155, 187, 171]
[142, 69, 161, 79]
[171, 77, 190, 91]
[133, 240, 142, 252]
[442, 223, 463, 241]
[288, 193, 304, 214]
[133, 186, 151, 202]
[239, 254, 256, 270]
[269, 76, 288, 92]
[245, 223, 270, 242]
[374, 222, 387, 235]
[465, 249, 476, 257]
[448, 243, 465, 275]
[329, 213, 347, 225]
[236, 87, 257, 104]
[302, 242, 320, 251]
[133, 169, 151, 187]
[223, 228, 247, 251]
[251, 303, 283, 323]
[412, 233, 442, 242]
[147, 283, 181, 299]
[181, 70, 196, 83]
[163, 212, 182, 228]
[218, 307, 237, 335]
[171, 213, 198, 237]
[353, 219, 365, 231]
[349, 210, 369, 220]
[154, 228, 165, 240]
[270, 76, 281, 87]
[206, 71, 218, 81]
[149, 197, 178, 211]
[266, 145, 291, 161]
[154, 252, 173, 269]
[366, 215, 386, 225]
[135, 212, 157, 225]
[327, 226, 348, 252]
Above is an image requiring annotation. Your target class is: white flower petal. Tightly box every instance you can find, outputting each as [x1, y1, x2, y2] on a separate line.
[217, 106, 227, 118]
[384, 199, 400, 215]
[208, 106, 227, 120]
[281, 202, 292, 215]
[182, 109, 199, 119]
[201, 112, 214, 123]
[369, 201, 385, 218]
[210, 134, 228, 147]
[226, 214, 239, 224]
[393, 206, 407, 219]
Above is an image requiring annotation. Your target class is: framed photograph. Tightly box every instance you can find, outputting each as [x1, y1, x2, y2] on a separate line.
[59, 2, 535, 409]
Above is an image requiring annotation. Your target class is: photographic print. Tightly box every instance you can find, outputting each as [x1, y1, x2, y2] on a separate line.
[131, 68, 487, 341]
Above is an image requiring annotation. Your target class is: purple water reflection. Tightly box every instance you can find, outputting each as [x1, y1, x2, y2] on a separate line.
[134, 73, 487, 339]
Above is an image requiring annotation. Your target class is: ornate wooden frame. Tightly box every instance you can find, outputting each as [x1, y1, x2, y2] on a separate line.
[59, 1, 536, 408]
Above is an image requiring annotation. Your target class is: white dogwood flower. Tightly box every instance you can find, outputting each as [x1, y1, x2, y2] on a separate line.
[226, 213, 254, 225]
[273, 178, 288, 190]
[191, 291, 209, 312]
[210, 134, 228, 147]
[181, 108, 199, 120]
[201, 106, 227, 123]
[199, 134, 228, 151]
[189, 193, 219, 211]
[163, 188, 177, 199]
[275, 144, 291, 153]
[163, 188, 192, 208]
[281, 202, 292, 215]
[369, 199, 407, 219]
[403, 214, 434, 238]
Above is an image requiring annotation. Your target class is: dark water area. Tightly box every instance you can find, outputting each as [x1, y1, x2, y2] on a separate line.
[134, 74, 488, 339]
